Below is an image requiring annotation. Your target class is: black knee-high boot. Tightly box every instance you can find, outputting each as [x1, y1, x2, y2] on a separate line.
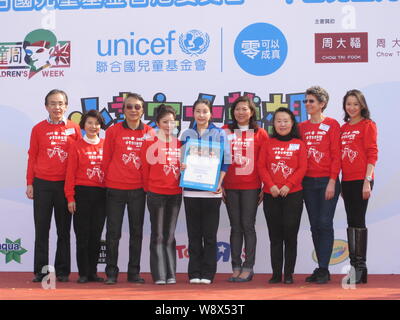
[347, 227, 368, 284]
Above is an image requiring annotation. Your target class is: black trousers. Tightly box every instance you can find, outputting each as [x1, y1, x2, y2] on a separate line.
[225, 189, 259, 272]
[105, 188, 146, 278]
[33, 178, 72, 277]
[147, 192, 182, 282]
[341, 180, 374, 228]
[184, 197, 221, 281]
[74, 186, 106, 277]
[263, 191, 303, 276]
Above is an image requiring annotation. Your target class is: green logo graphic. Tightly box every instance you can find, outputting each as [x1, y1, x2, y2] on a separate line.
[0, 239, 28, 264]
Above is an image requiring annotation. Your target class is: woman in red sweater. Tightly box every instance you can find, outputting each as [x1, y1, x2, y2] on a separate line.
[341, 89, 378, 284]
[102, 93, 154, 285]
[26, 89, 82, 283]
[140, 104, 182, 285]
[64, 110, 106, 283]
[222, 96, 268, 282]
[299, 86, 341, 284]
[258, 107, 307, 284]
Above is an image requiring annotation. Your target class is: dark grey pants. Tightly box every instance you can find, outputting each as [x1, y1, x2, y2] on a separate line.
[225, 189, 259, 272]
[147, 192, 182, 282]
[105, 188, 146, 279]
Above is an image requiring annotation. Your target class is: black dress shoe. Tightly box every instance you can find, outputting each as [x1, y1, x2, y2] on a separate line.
[104, 277, 117, 285]
[268, 274, 282, 284]
[305, 268, 320, 283]
[77, 276, 88, 284]
[88, 274, 104, 282]
[284, 274, 294, 284]
[128, 274, 145, 284]
[56, 275, 69, 282]
[32, 274, 46, 283]
[316, 268, 330, 284]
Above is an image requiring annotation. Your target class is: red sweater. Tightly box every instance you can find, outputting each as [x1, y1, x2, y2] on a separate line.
[64, 138, 105, 203]
[299, 117, 341, 180]
[102, 121, 154, 190]
[140, 136, 182, 195]
[26, 120, 82, 185]
[340, 119, 378, 181]
[257, 138, 307, 194]
[222, 125, 269, 190]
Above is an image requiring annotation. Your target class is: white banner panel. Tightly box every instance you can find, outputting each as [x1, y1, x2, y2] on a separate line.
[0, 0, 399, 274]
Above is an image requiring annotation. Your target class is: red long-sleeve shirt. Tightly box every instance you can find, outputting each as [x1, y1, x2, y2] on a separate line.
[257, 138, 307, 194]
[64, 138, 105, 203]
[298, 117, 341, 180]
[102, 121, 154, 190]
[140, 136, 182, 195]
[26, 120, 82, 185]
[222, 125, 269, 190]
[340, 119, 378, 181]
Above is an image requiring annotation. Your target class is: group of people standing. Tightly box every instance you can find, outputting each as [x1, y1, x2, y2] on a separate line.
[26, 86, 377, 286]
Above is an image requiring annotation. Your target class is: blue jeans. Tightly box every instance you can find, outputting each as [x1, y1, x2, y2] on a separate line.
[302, 177, 340, 269]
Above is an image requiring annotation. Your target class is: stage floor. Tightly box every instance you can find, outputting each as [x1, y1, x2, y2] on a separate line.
[0, 273, 399, 300]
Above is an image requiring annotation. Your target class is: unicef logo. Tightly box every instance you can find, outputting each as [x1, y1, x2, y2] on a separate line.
[179, 30, 210, 56]
[234, 23, 288, 76]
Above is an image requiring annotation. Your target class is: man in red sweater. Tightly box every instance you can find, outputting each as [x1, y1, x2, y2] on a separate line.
[26, 89, 82, 283]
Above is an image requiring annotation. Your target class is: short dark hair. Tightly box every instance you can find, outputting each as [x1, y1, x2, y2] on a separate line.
[79, 109, 106, 130]
[155, 104, 176, 123]
[306, 86, 329, 112]
[271, 107, 300, 139]
[45, 89, 68, 106]
[123, 92, 145, 111]
[343, 89, 371, 122]
[228, 96, 259, 132]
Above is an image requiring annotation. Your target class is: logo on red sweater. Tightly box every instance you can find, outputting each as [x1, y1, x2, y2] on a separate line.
[122, 152, 141, 169]
[271, 160, 293, 179]
[47, 146, 68, 162]
[342, 146, 358, 163]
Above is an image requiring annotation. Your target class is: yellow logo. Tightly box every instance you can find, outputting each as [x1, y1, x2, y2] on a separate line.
[312, 239, 349, 265]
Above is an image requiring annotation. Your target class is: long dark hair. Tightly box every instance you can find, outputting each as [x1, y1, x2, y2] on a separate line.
[271, 107, 300, 139]
[228, 96, 259, 132]
[343, 89, 371, 122]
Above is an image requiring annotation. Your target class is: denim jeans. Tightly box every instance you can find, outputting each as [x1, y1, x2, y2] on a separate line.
[302, 177, 340, 269]
[147, 192, 182, 282]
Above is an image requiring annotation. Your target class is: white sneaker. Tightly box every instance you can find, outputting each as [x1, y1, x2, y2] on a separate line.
[167, 278, 176, 284]
[189, 278, 201, 284]
[200, 279, 212, 284]
[155, 280, 166, 285]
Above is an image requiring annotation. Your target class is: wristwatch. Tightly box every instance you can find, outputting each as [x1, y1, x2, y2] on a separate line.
[365, 176, 373, 182]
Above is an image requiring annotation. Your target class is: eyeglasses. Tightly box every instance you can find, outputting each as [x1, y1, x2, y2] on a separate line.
[303, 99, 316, 104]
[125, 104, 142, 111]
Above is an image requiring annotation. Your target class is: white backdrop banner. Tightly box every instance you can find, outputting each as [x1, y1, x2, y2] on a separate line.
[1, 0, 399, 274]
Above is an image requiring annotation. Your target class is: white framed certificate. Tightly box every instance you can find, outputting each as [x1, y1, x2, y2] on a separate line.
[179, 139, 222, 191]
